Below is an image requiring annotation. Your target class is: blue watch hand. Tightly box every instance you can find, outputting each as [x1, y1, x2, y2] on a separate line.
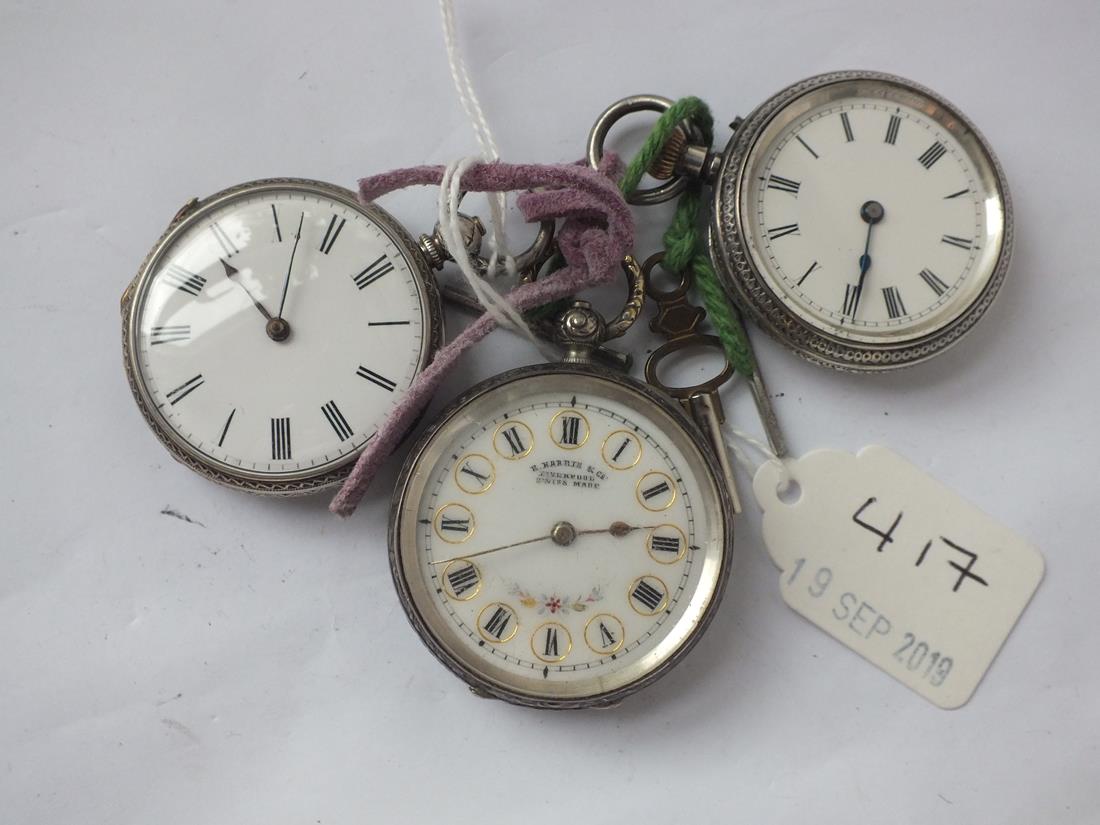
[851, 200, 885, 318]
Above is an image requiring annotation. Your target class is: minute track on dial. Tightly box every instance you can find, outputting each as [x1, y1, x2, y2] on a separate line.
[122, 177, 441, 494]
[391, 364, 733, 708]
[696, 70, 1012, 369]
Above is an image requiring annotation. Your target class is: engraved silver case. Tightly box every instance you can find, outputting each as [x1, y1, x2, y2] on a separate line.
[121, 177, 444, 496]
[388, 362, 736, 709]
[709, 70, 1013, 371]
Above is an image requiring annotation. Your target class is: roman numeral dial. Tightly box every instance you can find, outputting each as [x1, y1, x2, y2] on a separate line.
[745, 92, 999, 345]
[130, 182, 429, 485]
[401, 382, 721, 699]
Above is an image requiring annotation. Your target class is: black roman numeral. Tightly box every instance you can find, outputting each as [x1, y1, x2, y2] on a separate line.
[767, 174, 801, 195]
[543, 626, 559, 657]
[918, 141, 947, 169]
[796, 135, 819, 159]
[353, 254, 394, 289]
[631, 579, 666, 612]
[651, 535, 682, 555]
[482, 606, 511, 639]
[321, 400, 354, 441]
[217, 408, 235, 447]
[356, 366, 396, 391]
[599, 622, 616, 648]
[440, 517, 470, 534]
[271, 417, 292, 460]
[611, 438, 631, 462]
[446, 564, 479, 597]
[843, 284, 861, 317]
[797, 261, 819, 286]
[459, 462, 489, 484]
[163, 264, 206, 296]
[502, 426, 526, 455]
[641, 481, 671, 501]
[919, 268, 949, 296]
[166, 374, 204, 405]
[559, 415, 581, 445]
[767, 223, 799, 241]
[941, 234, 973, 250]
[884, 113, 901, 145]
[149, 324, 190, 345]
[882, 286, 907, 319]
[271, 204, 282, 242]
[840, 112, 854, 142]
[319, 215, 346, 255]
[209, 221, 238, 257]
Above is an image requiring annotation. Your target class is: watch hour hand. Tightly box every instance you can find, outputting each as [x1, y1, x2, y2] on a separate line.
[222, 258, 274, 321]
[850, 200, 885, 319]
[222, 259, 291, 342]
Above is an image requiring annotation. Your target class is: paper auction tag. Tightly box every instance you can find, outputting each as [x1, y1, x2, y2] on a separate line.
[753, 446, 1044, 709]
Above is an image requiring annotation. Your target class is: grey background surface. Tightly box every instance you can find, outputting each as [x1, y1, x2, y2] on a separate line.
[2, 1, 1097, 822]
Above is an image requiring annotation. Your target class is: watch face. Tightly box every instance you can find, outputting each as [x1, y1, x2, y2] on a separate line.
[715, 72, 1011, 369]
[123, 179, 438, 492]
[390, 365, 733, 708]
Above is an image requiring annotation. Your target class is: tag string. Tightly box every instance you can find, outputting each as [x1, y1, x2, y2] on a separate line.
[619, 97, 757, 379]
[438, 0, 535, 349]
[329, 159, 634, 517]
[438, 156, 552, 358]
[723, 424, 793, 494]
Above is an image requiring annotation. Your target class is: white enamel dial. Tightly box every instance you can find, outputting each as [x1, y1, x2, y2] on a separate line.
[732, 76, 1008, 349]
[392, 368, 730, 707]
[125, 180, 435, 490]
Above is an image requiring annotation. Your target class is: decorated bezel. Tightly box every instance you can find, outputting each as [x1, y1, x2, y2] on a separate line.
[120, 177, 443, 495]
[709, 70, 1013, 371]
[388, 362, 736, 709]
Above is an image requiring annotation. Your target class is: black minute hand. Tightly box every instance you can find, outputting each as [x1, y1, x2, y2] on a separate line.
[277, 213, 305, 319]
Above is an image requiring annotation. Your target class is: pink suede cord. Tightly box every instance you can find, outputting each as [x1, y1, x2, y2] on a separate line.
[329, 158, 633, 517]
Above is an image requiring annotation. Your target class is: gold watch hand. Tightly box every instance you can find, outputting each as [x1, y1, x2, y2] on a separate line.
[429, 521, 655, 567]
[430, 533, 551, 567]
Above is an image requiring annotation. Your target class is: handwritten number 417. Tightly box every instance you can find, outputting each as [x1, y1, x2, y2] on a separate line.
[852, 498, 989, 594]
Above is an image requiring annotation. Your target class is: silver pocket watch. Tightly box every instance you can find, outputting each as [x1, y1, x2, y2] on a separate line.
[121, 177, 550, 495]
[389, 265, 738, 708]
[589, 70, 1012, 371]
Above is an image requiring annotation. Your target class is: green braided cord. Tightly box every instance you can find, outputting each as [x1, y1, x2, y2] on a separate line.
[619, 97, 756, 378]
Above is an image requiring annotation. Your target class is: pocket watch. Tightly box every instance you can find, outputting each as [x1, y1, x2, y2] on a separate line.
[121, 178, 444, 495]
[388, 268, 737, 708]
[589, 71, 1012, 371]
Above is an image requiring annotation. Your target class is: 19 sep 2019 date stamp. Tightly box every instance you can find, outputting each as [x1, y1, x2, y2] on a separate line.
[753, 446, 1044, 709]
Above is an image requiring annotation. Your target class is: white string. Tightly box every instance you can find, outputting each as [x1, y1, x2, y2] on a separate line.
[723, 423, 794, 493]
[439, 0, 515, 279]
[438, 156, 551, 356]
